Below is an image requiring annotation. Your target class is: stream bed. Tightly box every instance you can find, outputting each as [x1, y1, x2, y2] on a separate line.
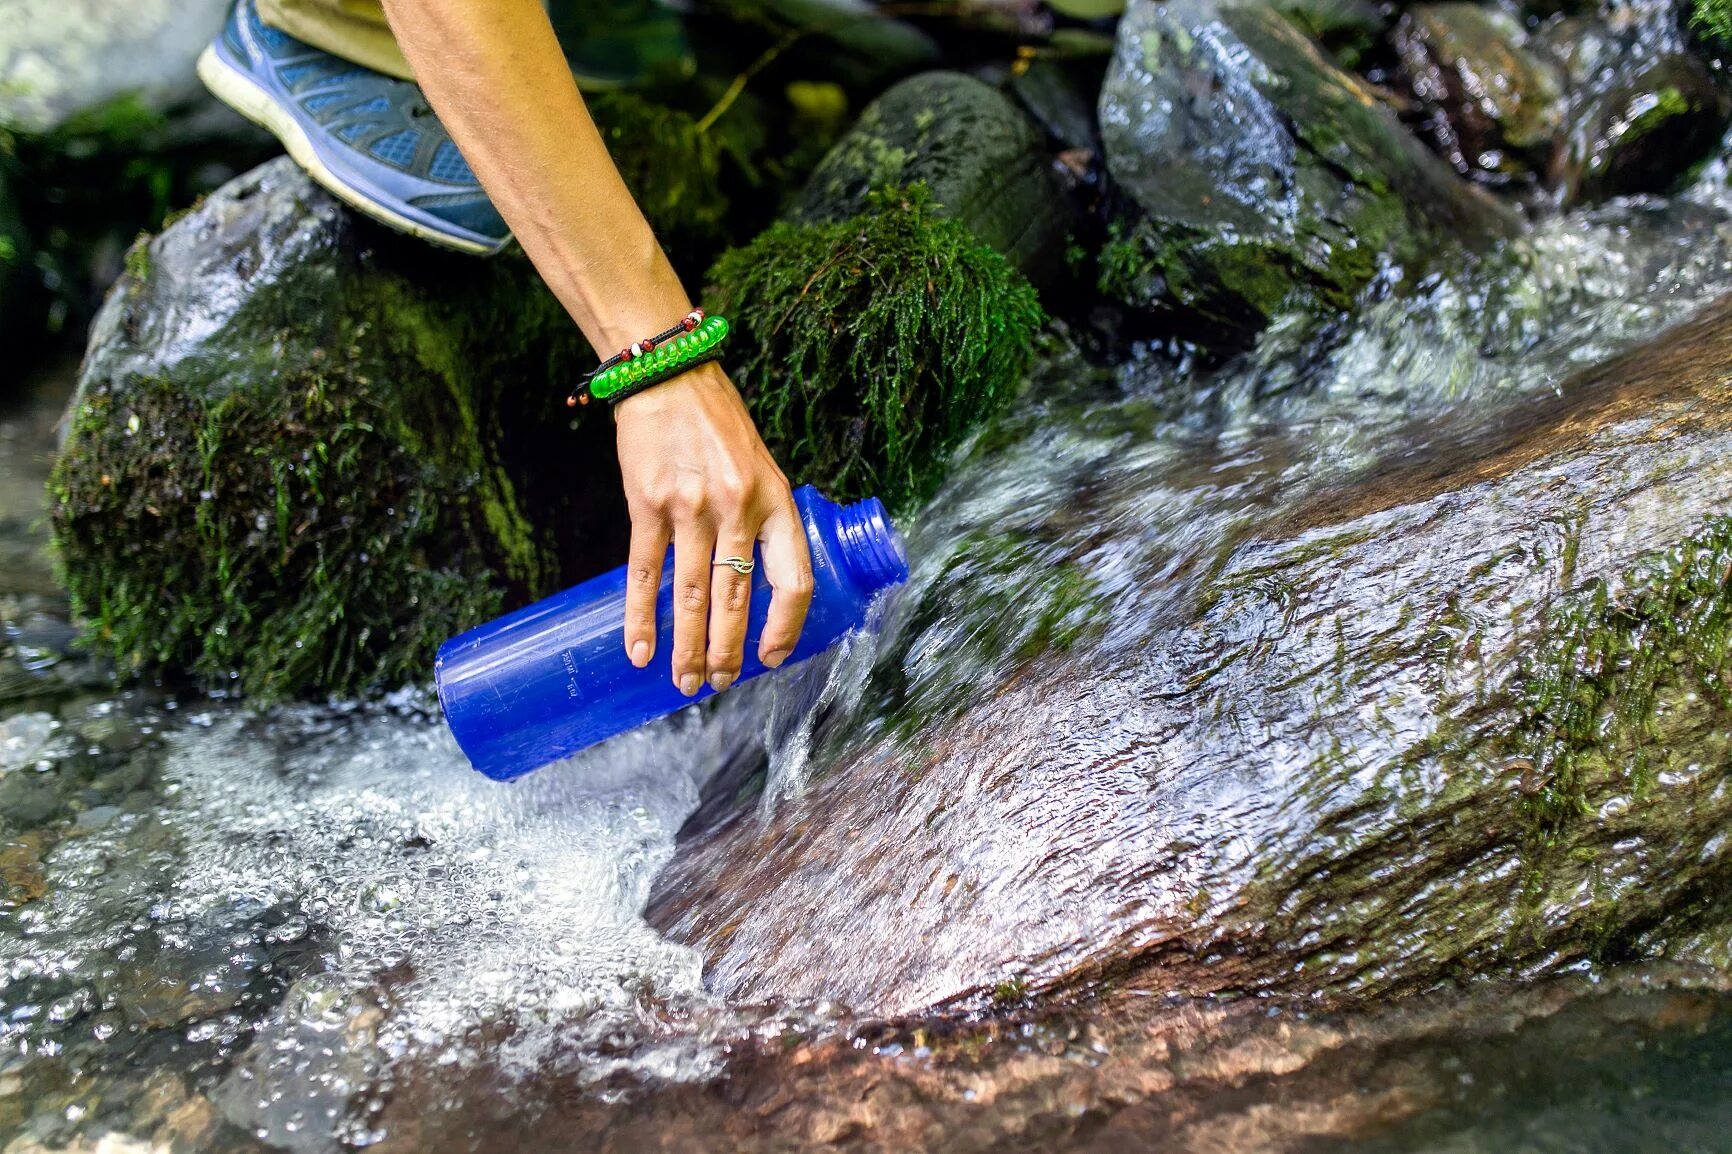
[10, 157, 1732, 1152]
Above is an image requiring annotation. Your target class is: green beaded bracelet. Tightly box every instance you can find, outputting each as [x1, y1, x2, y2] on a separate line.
[581, 314, 731, 405]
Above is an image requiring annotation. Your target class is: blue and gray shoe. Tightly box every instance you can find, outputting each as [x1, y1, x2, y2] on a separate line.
[197, 0, 510, 256]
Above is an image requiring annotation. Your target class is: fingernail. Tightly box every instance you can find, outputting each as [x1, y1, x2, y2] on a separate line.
[709, 671, 735, 693]
[762, 649, 790, 669]
[630, 640, 650, 667]
[679, 673, 702, 697]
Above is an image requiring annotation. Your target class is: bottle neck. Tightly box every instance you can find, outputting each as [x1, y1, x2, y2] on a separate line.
[833, 496, 909, 592]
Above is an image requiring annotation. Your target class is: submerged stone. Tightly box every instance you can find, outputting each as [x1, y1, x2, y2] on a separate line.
[1097, 0, 1515, 338]
[50, 157, 623, 700]
[795, 71, 1071, 288]
[650, 300, 1732, 1015]
[1393, 3, 1567, 186]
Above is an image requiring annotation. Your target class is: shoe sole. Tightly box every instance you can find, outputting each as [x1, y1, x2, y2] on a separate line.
[197, 43, 508, 258]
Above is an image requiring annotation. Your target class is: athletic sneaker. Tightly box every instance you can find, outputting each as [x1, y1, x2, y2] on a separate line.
[197, 0, 510, 256]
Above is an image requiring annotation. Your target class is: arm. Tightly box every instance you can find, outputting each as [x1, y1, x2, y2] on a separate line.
[379, 0, 813, 694]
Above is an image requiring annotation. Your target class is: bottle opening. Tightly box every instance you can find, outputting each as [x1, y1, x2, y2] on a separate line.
[835, 496, 910, 591]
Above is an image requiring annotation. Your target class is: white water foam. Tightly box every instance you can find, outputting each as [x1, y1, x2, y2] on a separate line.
[157, 692, 769, 1146]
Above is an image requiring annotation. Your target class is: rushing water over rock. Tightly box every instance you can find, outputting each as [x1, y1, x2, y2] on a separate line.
[13, 147, 1732, 1153]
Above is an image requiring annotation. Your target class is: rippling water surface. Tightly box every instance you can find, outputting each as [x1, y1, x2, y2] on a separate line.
[8, 156, 1732, 1151]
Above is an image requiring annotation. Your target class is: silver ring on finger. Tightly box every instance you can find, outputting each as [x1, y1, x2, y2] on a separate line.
[713, 556, 755, 575]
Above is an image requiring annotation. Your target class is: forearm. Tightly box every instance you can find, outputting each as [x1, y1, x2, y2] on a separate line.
[378, 0, 689, 350]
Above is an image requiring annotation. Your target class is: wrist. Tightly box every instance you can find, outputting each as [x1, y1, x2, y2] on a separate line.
[613, 360, 734, 421]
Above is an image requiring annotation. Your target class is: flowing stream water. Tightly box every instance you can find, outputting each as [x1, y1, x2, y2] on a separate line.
[10, 145, 1732, 1151]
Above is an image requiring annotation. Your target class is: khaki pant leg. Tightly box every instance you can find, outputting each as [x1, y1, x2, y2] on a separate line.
[255, 0, 416, 80]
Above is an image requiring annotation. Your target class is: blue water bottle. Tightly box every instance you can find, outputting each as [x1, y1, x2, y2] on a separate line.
[434, 485, 908, 780]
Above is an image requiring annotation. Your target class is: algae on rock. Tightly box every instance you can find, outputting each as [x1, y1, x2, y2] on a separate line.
[649, 298, 1732, 1016]
[50, 158, 620, 700]
[794, 71, 1071, 287]
[708, 187, 1046, 509]
[1097, 0, 1515, 337]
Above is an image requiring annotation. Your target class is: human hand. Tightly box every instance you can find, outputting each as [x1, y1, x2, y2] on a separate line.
[614, 361, 814, 695]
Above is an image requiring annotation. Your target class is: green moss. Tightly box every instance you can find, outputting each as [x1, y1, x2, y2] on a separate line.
[589, 93, 731, 248]
[49, 191, 607, 700]
[708, 185, 1046, 508]
[1515, 516, 1732, 841]
[51, 376, 508, 698]
[1695, 0, 1732, 47]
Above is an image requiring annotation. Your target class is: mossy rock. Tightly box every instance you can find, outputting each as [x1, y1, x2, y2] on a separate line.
[650, 299, 1732, 1014]
[708, 187, 1046, 510]
[1392, 3, 1566, 185]
[1560, 53, 1732, 205]
[589, 92, 731, 252]
[50, 158, 623, 700]
[794, 72, 1070, 289]
[1098, 0, 1515, 339]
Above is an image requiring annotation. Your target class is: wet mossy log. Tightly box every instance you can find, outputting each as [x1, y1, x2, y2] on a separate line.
[49, 158, 623, 700]
[1098, 0, 1517, 338]
[651, 300, 1732, 1014]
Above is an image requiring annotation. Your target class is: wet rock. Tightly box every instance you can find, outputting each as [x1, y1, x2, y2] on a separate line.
[1097, 0, 1515, 339]
[50, 157, 625, 700]
[1273, 0, 1388, 67]
[0, 713, 60, 772]
[795, 72, 1071, 288]
[0, 834, 48, 904]
[0, 0, 230, 135]
[721, 0, 941, 88]
[366, 969, 1732, 1153]
[650, 300, 1732, 1014]
[1393, 3, 1567, 186]
[1560, 52, 1732, 204]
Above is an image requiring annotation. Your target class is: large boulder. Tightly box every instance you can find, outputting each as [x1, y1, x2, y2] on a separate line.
[0, 0, 231, 135]
[650, 299, 1732, 1014]
[1097, 0, 1516, 337]
[794, 72, 1071, 288]
[50, 158, 624, 700]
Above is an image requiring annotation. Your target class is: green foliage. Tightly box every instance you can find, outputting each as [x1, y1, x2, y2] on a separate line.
[1694, 0, 1732, 47]
[589, 93, 731, 248]
[707, 186, 1046, 508]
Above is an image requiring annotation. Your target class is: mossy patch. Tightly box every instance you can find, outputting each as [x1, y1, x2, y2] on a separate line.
[589, 92, 731, 249]
[51, 375, 508, 698]
[49, 160, 619, 701]
[1514, 516, 1732, 843]
[707, 186, 1046, 509]
[1694, 0, 1732, 48]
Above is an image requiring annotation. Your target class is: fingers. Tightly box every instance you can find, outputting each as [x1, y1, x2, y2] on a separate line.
[670, 520, 716, 697]
[756, 495, 815, 668]
[707, 532, 758, 691]
[623, 515, 671, 669]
